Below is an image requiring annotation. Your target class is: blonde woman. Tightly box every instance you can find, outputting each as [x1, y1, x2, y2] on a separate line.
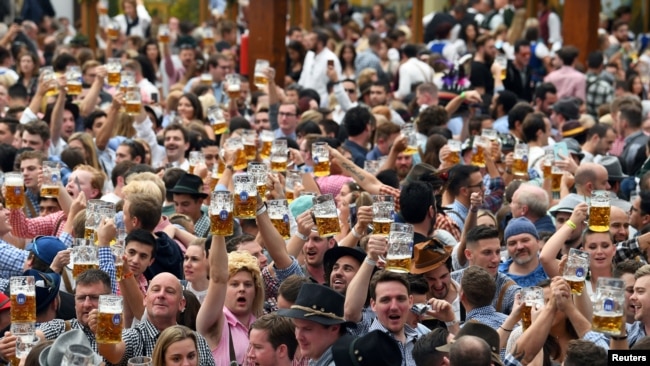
[152, 325, 199, 366]
[182, 237, 209, 303]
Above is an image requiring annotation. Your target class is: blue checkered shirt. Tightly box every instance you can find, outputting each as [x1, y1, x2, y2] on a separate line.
[465, 305, 508, 330]
[0, 240, 29, 279]
[194, 213, 210, 238]
[98, 247, 118, 294]
[451, 269, 520, 315]
[626, 321, 648, 348]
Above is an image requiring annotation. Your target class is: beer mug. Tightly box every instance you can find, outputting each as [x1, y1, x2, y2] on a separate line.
[542, 150, 554, 179]
[400, 123, 418, 156]
[189, 151, 205, 175]
[446, 140, 461, 165]
[481, 128, 499, 160]
[225, 73, 241, 100]
[157, 24, 170, 43]
[254, 59, 270, 89]
[385, 223, 414, 273]
[270, 139, 288, 173]
[312, 194, 340, 237]
[4, 172, 25, 209]
[312, 142, 330, 177]
[97, 295, 123, 344]
[364, 160, 381, 175]
[98, 0, 108, 15]
[563, 248, 590, 295]
[592, 277, 625, 336]
[207, 106, 227, 135]
[470, 136, 487, 168]
[209, 163, 221, 192]
[107, 19, 120, 40]
[512, 143, 528, 178]
[495, 54, 508, 80]
[41, 161, 61, 198]
[40, 66, 58, 97]
[106, 58, 122, 87]
[248, 162, 268, 199]
[119, 70, 135, 94]
[66, 66, 82, 95]
[200, 73, 212, 86]
[233, 173, 257, 219]
[242, 129, 257, 161]
[225, 137, 247, 171]
[10, 276, 36, 323]
[372, 195, 394, 236]
[72, 241, 98, 280]
[285, 170, 301, 203]
[588, 190, 610, 233]
[11, 322, 37, 359]
[125, 88, 141, 116]
[203, 26, 214, 48]
[112, 245, 125, 281]
[62, 344, 94, 366]
[521, 287, 544, 331]
[210, 191, 234, 236]
[260, 130, 274, 160]
[268, 200, 291, 239]
[551, 165, 563, 194]
[128, 357, 152, 366]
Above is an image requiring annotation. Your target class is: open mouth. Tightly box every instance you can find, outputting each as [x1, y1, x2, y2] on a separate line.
[236, 296, 247, 305]
[388, 314, 401, 321]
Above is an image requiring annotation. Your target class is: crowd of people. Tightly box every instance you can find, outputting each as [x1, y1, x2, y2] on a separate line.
[1, 0, 650, 365]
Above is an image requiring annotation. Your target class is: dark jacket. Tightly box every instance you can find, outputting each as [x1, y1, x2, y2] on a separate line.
[145, 231, 184, 280]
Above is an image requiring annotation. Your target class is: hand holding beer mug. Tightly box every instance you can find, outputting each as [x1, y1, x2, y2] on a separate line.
[400, 123, 418, 156]
[65, 66, 82, 95]
[242, 129, 257, 161]
[446, 140, 462, 165]
[482, 128, 499, 160]
[372, 195, 394, 236]
[41, 161, 61, 198]
[207, 106, 227, 135]
[225, 137, 247, 171]
[72, 240, 99, 280]
[592, 277, 625, 336]
[285, 170, 301, 203]
[521, 287, 544, 331]
[233, 173, 257, 219]
[312, 194, 340, 237]
[226, 73, 241, 100]
[10, 276, 36, 323]
[384, 223, 414, 273]
[588, 190, 610, 232]
[254, 59, 270, 89]
[40, 66, 58, 97]
[312, 142, 330, 177]
[189, 151, 205, 175]
[495, 54, 508, 80]
[260, 130, 274, 159]
[512, 143, 528, 178]
[96, 295, 123, 344]
[158, 24, 170, 43]
[210, 191, 234, 236]
[125, 88, 141, 116]
[106, 58, 122, 87]
[107, 19, 120, 41]
[4, 172, 25, 209]
[470, 136, 487, 168]
[270, 139, 288, 173]
[248, 162, 268, 199]
[268, 200, 291, 239]
[11, 322, 38, 361]
[562, 248, 590, 295]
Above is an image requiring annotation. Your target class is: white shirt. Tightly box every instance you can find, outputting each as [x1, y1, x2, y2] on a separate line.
[137, 78, 159, 103]
[547, 12, 562, 45]
[132, 116, 166, 168]
[395, 58, 435, 100]
[113, 4, 151, 39]
[298, 48, 342, 108]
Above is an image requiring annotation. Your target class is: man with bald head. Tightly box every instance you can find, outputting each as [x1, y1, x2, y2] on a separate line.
[574, 162, 611, 197]
[510, 184, 555, 234]
[610, 206, 631, 243]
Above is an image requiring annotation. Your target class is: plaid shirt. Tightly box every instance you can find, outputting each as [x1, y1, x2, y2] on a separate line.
[262, 257, 304, 305]
[452, 269, 520, 315]
[98, 247, 119, 294]
[39, 319, 100, 356]
[586, 72, 613, 117]
[434, 214, 461, 241]
[626, 321, 648, 347]
[614, 237, 649, 264]
[466, 305, 508, 330]
[9, 209, 66, 239]
[0, 240, 28, 279]
[118, 319, 215, 366]
[194, 213, 211, 238]
[24, 189, 40, 218]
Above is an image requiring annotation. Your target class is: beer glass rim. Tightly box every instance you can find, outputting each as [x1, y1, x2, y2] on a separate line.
[568, 248, 590, 258]
[99, 294, 122, 303]
[595, 277, 624, 288]
[372, 194, 394, 202]
[10, 275, 34, 283]
[390, 222, 413, 233]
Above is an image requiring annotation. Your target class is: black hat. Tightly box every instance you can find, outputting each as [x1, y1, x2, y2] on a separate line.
[552, 98, 580, 120]
[167, 173, 208, 198]
[324, 246, 366, 273]
[332, 330, 402, 366]
[277, 283, 349, 326]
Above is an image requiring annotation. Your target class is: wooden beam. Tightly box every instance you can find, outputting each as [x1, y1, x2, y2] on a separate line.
[226, 0, 238, 22]
[412, 0, 423, 44]
[289, 0, 301, 27]
[563, 0, 599, 67]
[199, 0, 209, 25]
[301, 0, 312, 32]
[81, 0, 98, 50]
[248, 0, 287, 87]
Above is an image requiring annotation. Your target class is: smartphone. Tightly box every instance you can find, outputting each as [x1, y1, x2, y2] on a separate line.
[151, 92, 159, 104]
[348, 203, 358, 228]
[327, 59, 334, 67]
[553, 142, 568, 161]
[14, 17, 23, 25]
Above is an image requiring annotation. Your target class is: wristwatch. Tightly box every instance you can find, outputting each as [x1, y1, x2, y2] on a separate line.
[225, 165, 234, 171]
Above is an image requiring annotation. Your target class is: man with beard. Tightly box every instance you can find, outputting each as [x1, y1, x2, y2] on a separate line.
[395, 152, 413, 182]
[367, 82, 405, 124]
[503, 40, 534, 102]
[400, 181, 438, 245]
[532, 82, 558, 118]
[298, 29, 341, 108]
[323, 246, 365, 295]
[610, 206, 631, 243]
[162, 123, 190, 170]
[581, 124, 616, 163]
[469, 34, 498, 100]
[491, 91, 518, 134]
[498, 218, 548, 287]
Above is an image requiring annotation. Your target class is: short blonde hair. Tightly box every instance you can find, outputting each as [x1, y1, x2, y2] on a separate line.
[635, 264, 650, 280]
[74, 164, 106, 199]
[123, 178, 165, 204]
[228, 251, 265, 316]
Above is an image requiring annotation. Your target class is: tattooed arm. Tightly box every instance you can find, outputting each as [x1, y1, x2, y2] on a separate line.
[328, 146, 383, 194]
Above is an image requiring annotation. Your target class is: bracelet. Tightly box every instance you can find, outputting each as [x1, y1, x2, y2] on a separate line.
[351, 226, 364, 239]
[460, 91, 466, 99]
[225, 165, 234, 171]
[445, 320, 460, 326]
[295, 231, 309, 241]
[499, 326, 512, 332]
[256, 202, 267, 216]
[364, 257, 377, 267]
[611, 334, 628, 340]
[122, 272, 134, 280]
[565, 220, 577, 230]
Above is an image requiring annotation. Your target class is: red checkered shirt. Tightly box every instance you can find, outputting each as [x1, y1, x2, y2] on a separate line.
[9, 210, 66, 239]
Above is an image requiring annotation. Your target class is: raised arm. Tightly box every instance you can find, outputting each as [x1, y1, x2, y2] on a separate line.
[328, 146, 383, 195]
[257, 195, 295, 269]
[196, 235, 227, 344]
[539, 203, 587, 278]
[78, 66, 106, 118]
[455, 192, 482, 269]
[49, 74, 67, 146]
[344, 235, 386, 323]
[96, 93, 122, 151]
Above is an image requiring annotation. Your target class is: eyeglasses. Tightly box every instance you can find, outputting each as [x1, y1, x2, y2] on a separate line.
[629, 206, 640, 215]
[344, 88, 356, 94]
[466, 182, 484, 189]
[75, 294, 102, 303]
[279, 112, 297, 117]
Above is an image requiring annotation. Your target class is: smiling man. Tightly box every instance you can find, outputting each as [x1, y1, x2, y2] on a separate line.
[498, 217, 548, 287]
[163, 123, 190, 170]
[19, 150, 46, 218]
[247, 314, 297, 366]
[623, 265, 650, 347]
[323, 246, 365, 295]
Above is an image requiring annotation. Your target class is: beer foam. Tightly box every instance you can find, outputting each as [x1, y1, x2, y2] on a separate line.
[5, 176, 24, 186]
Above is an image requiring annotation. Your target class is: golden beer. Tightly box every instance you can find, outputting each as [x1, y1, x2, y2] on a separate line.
[210, 212, 234, 236]
[385, 255, 412, 273]
[10, 356, 20, 366]
[217, 162, 225, 177]
[98, 6, 108, 15]
[5, 185, 25, 209]
[521, 304, 532, 330]
[500, 68, 507, 80]
[97, 311, 123, 344]
[107, 72, 120, 86]
[403, 146, 418, 156]
[40, 185, 59, 198]
[84, 227, 95, 240]
[254, 75, 268, 88]
[471, 145, 486, 168]
[314, 160, 330, 177]
[270, 218, 291, 239]
[73, 263, 98, 280]
[200, 75, 212, 85]
[591, 311, 624, 335]
[45, 83, 58, 97]
[67, 82, 82, 95]
[373, 219, 393, 236]
[588, 205, 610, 232]
[115, 263, 123, 281]
[227, 87, 240, 100]
[10, 294, 36, 323]
[286, 190, 294, 204]
[564, 276, 585, 295]
[551, 172, 562, 192]
[542, 164, 551, 178]
[212, 121, 227, 135]
[203, 37, 214, 48]
[107, 27, 119, 40]
[512, 158, 527, 177]
[260, 141, 272, 160]
[271, 159, 287, 173]
[256, 184, 267, 199]
[126, 101, 141, 115]
[315, 215, 340, 237]
[234, 193, 256, 219]
[233, 149, 247, 171]
[244, 144, 256, 161]
[159, 33, 170, 43]
[446, 152, 460, 165]
[189, 165, 195, 175]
